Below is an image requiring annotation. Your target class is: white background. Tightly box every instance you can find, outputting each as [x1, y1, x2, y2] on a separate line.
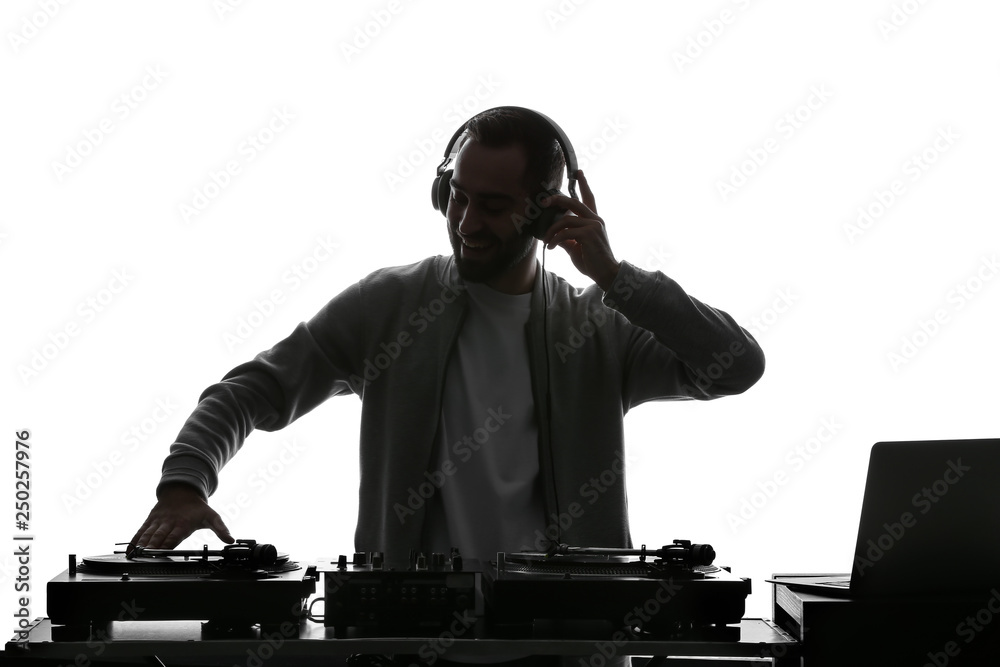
[2, 0, 998, 627]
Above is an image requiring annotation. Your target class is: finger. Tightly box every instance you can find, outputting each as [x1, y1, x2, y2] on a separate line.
[208, 512, 235, 544]
[161, 525, 194, 550]
[575, 170, 597, 214]
[129, 517, 152, 545]
[541, 192, 596, 220]
[543, 216, 602, 247]
[134, 526, 156, 550]
[556, 238, 583, 255]
[141, 522, 176, 550]
[547, 224, 609, 252]
[127, 523, 150, 556]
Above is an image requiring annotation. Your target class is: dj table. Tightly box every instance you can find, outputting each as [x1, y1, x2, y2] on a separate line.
[3, 541, 800, 665]
[4, 616, 798, 666]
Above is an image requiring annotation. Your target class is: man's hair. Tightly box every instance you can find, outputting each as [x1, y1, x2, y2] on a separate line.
[463, 108, 566, 195]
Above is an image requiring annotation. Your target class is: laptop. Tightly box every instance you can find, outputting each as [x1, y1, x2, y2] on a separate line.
[767, 437, 1000, 598]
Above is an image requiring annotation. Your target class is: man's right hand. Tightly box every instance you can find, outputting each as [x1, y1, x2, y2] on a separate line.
[128, 482, 234, 554]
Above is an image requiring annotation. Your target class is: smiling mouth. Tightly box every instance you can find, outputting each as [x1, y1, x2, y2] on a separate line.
[461, 238, 494, 250]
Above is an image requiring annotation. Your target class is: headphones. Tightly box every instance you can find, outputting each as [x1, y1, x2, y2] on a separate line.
[430, 106, 579, 240]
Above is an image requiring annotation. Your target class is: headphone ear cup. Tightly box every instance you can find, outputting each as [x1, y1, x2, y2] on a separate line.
[432, 169, 453, 216]
[530, 188, 566, 240]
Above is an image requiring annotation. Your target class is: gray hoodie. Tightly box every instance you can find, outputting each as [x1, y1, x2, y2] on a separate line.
[159, 255, 764, 562]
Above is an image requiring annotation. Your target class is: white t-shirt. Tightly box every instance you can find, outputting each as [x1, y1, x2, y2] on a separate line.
[420, 281, 544, 562]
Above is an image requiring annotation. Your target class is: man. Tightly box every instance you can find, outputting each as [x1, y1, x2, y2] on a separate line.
[130, 107, 764, 564]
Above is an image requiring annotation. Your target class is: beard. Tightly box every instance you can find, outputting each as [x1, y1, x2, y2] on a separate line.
[448, 222, 536, 284]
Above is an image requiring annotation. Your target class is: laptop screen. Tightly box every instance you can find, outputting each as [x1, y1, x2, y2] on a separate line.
[850, 438, 1000, 596]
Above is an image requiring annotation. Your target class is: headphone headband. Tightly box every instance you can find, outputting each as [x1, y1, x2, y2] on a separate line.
[434, 106, 578, 200]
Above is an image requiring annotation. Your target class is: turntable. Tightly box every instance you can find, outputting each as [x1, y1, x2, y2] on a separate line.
[483, 540, 751, 638]
[46, 539, 317, 636]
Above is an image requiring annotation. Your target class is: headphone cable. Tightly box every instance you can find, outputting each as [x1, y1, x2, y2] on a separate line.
[540, 243, 560, 546]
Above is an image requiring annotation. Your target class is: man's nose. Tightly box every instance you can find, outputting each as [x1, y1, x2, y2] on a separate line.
[456, 208, 484, 236]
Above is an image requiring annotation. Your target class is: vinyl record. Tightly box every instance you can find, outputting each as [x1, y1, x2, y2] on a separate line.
[79, 552, 298, 576]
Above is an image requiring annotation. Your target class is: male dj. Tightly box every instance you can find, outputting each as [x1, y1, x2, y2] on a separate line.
[130, 107, 765, 564]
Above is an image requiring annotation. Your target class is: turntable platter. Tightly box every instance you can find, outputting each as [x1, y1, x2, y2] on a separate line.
[79, 551, 296, 575]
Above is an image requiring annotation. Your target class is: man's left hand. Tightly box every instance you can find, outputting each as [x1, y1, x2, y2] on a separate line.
[542, 169, 621, 292]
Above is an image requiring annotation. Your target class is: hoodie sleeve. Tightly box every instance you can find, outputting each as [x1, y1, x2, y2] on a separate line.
[157, 281, 367, 499]
[602, 261, 765, 407]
